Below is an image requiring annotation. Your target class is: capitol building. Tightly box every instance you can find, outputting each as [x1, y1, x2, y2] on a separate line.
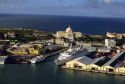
[55, 26, 83, 45]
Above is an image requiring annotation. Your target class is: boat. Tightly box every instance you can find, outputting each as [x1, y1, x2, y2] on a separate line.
[54, 46, 88, 65]
[31, 55, 45, 63]
[0, 56, 8, 64]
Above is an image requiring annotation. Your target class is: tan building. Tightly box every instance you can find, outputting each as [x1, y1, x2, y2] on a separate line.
[55, 26, 83, 45]
[106, 32, 116, 38]
[65, 56, 104, 72]
[100, 51, 125, 73]
[65, 56, 93, 70]
[106, 32, 125, 39]
[8, 47, 39, 55]
[64, 51, 125, 75]
[115, 66, 125, 75]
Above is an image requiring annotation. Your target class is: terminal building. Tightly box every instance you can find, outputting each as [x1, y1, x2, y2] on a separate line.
[55, 26, 83, 45]
[64, 51, 125, 75]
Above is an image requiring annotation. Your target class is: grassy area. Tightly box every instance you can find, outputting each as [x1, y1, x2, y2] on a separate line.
[0, 28, 54, 43]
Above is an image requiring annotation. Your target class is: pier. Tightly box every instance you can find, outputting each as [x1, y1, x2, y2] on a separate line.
[62, 51, 125, 76]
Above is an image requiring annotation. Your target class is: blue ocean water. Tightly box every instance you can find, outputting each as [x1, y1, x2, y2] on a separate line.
[0, 14, 125, 34]
[0, 57, 125, 84]
[0, 14, 125, 84]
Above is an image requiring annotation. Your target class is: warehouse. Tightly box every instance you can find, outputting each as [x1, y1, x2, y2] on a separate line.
[101, 51, 125, 73]
[65, 56, 105, 72]
[87, 57, 105, 72]
[114, 61, 125, 75]
[65, 56, 93, 70]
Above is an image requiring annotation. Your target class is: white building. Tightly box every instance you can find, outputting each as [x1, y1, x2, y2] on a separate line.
[97, 47, 111, 53]
[105, 39, 116, 47]
[55, 26, 83, 45]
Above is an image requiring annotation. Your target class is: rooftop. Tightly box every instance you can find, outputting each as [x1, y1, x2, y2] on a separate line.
[73, 56, 106, 66]
[103, 51, 125, 67]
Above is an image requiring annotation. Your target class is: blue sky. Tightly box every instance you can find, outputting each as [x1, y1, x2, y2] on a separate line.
[0, 0, 125, 17]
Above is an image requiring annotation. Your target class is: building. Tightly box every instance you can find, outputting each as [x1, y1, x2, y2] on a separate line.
[55, 26, 83, 45]
[100, 51, 125, 73]
[9, 47, 39, 55]
[106, 32, 124, 39]
[105, 39, 116, 47]
[106, 32, 116, 38]
[76, 42, 92, 48]
[122, 44, 125, 49]
[97, 47, 111, 53]
[115, 65, 125, 75]
[64, 51, 125, 75]
[65, 56, 105, 71]
[65, 56, 93, 70]
[7, 32, 15, 38]
[87, 57, 105, 72]
[19, 44, 31, 48]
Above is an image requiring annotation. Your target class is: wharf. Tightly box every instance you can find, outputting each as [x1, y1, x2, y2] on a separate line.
[61, 51, 125, 76]
[62, 65, 125, 76]
[5, 47, 67, 64]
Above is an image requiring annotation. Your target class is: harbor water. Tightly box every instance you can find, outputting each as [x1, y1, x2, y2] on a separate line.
[0, 57, 125, 84]
[0, 14, 125, 84]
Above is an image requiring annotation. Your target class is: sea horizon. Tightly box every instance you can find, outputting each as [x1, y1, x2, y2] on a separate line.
[0, 13, 125, 34]
[0, 13, 125, 84]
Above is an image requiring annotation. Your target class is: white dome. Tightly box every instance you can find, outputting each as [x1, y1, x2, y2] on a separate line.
[66, 26, 73, 33]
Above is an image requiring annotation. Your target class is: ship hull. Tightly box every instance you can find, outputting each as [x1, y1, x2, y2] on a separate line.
[55, 50, 88, 66]
[0, 56, 8, 64]
[31, 56, 45, 64]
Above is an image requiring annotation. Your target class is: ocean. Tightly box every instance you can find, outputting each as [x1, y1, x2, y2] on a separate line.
[0, 14, 125, 84]
[0, 14, 125, 34]
[0, 57, 125, 84]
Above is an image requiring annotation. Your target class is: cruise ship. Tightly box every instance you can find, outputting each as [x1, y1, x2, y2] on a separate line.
[31, 55, 45, 63]
[54, 46, 88, 65]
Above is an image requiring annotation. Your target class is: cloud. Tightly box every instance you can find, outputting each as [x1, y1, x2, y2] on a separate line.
[104, 0, 112, 4]
[0, 0, 125, 18]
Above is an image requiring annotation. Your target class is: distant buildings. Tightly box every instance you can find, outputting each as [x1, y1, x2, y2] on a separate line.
[8, 47, 39, 55]
[76, 41, 92, 48]
[97, 47, 111, 53]
[105, 39, 116, 47]
[123, 44, 125, 49]
[55, 26, 83, 45]
[106, 32, 125, 39]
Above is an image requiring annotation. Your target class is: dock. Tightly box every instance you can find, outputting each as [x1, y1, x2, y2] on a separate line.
[61, 51, 125, 76]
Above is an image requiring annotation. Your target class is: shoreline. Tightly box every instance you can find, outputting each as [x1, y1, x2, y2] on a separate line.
[62, 65, 125, 76]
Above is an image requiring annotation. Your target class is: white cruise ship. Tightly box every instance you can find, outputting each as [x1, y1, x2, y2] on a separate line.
[54, 46, 88, 65]
[31, 55, 45, 64]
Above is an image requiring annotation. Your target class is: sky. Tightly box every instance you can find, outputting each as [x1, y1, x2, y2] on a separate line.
[0, 0, 125, 18]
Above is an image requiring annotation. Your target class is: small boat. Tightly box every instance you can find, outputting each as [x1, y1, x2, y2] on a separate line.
[0, 56, 8, 64]
[31, 55, 45, 64]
